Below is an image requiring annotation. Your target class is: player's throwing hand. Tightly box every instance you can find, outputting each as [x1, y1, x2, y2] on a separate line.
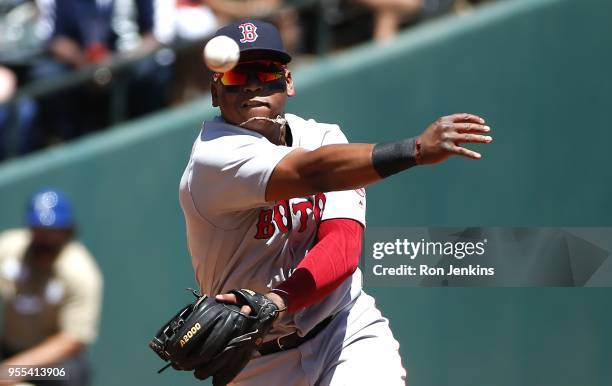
[416, 113, 493, 165]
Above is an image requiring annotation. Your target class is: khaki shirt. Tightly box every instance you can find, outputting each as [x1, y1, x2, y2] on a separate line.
[0, 229, 103, 352]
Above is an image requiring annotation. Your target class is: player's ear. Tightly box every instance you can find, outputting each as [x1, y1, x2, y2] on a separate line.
[211, 78, 219, 107]
[285, 69, 295, 97]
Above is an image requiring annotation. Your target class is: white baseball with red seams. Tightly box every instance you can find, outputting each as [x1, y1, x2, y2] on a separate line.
[204, 35, 240, 72]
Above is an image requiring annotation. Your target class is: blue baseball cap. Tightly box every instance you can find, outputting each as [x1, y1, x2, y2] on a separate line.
[26, 188, 74, 229]
[214, 19, 291, 64]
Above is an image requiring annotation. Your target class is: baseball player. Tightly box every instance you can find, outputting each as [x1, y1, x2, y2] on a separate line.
[0, 188, 103, 386]
[177, 19, 492, 385]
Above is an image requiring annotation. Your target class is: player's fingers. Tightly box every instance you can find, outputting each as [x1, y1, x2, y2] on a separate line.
[445, 113, 486, 124]
[447, 132, 493, 144]
[215, 293, 238, 304]
[448, 143, 482, 159]
[453, 123, 491, 133]
[241, 305, 252, 314]
[215, 293, 252, 314]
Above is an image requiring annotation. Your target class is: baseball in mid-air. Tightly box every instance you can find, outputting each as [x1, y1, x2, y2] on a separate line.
[204, 35, 240, 73]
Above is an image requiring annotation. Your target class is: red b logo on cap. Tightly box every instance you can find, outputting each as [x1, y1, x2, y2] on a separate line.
[239, 23, 258, 43]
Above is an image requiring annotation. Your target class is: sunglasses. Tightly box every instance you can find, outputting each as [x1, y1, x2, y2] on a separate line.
[214, 61, 286, 87]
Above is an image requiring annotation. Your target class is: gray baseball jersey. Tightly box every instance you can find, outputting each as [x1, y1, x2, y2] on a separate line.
[178, 113, 366, 338]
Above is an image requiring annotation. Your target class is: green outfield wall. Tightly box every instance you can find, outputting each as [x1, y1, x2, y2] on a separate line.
[0, 0, 610, 385]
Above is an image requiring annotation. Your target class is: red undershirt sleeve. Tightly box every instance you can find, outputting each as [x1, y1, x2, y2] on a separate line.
[274, 218, 363, 312]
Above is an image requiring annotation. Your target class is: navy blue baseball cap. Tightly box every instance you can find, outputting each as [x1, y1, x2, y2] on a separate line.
[214, 19, 291, 64]
[26, 188, 74, 229]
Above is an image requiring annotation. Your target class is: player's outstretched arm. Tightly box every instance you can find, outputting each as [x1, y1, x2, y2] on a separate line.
[266, 113, 492, 202]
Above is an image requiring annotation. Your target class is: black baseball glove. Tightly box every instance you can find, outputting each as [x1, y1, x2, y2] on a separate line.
[149, 289, 281, 386]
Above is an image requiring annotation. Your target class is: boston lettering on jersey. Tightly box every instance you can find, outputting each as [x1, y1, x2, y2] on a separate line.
[255, 193, 327, 239]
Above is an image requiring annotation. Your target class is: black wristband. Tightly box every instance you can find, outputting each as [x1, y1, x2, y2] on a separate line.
[371, 137, 418, 178]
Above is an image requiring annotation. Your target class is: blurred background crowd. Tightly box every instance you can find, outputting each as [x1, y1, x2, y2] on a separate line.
[0, 1, 610, 386]
[0, 0, 495, 162]
[0, 2, 500, 384]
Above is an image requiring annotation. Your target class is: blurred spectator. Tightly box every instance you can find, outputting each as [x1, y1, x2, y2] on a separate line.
[352, 0, 455, 42]
[40, 0, 163, 70]
[353, 0, 422, 42]
[153, 0, 220, 103]
[0, 0, 50, 160]
[112, 0, 173, 117]
[154, 0, 219, 44]
[0, 188, 103, 386]
[0, 0, 50, 59]
[29, 0, 171, 141]
[0, 65, 39, 161]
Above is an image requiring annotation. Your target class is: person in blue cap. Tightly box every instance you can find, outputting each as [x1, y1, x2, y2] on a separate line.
[178, 19, 491, 385]
[0, 188, 103, 386]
